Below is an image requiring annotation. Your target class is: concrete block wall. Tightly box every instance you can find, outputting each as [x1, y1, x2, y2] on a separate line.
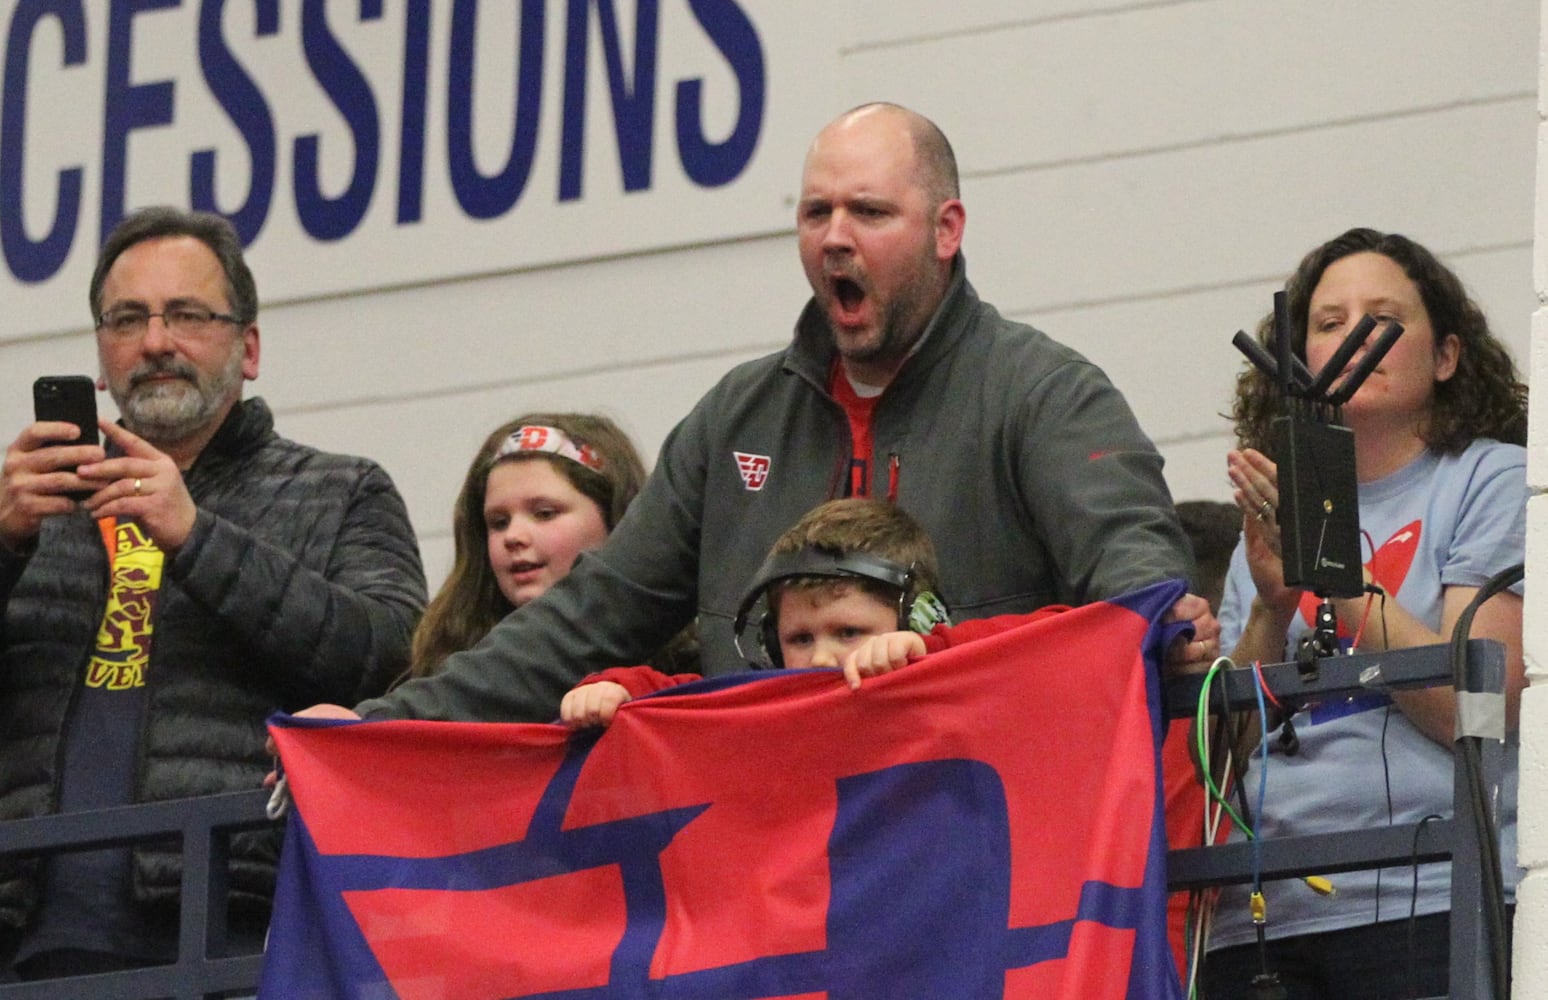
[0, 2, 1541, 985]
[2, 1, 1535, 587]
[1516, 1, 1548, 989]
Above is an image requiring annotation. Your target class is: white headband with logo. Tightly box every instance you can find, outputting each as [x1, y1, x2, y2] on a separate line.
[495, 425, 605, 472]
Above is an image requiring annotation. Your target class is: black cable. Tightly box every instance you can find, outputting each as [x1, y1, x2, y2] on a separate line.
[1217, 662, 1275, 989]
[1199, 704, 1236, 989]
[1379, 586, 1389, 651]
[1371, 591, 1394, 926]
[1375, 703, 1395, 925]
[1456, 566, 1519, 998]
[1221, 667, 1256, 831]
[1194, 671, 1254, 991]
[1253, 922, 1277, 996]
[1449, 561, 1522, 1000]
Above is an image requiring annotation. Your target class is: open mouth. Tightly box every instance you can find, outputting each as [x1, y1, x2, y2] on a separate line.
[828, 274, 867, 324]
[834, 277, 863, 310]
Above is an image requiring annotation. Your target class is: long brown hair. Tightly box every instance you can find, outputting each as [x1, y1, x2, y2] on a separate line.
[406, 412, 645, 678]
[1231, 228, 1526, 453]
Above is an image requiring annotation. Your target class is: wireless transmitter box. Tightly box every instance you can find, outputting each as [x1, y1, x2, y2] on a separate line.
[1273, 413, 1363, 598]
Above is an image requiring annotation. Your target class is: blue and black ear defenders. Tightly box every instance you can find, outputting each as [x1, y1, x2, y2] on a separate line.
[731, 547, 951, 669]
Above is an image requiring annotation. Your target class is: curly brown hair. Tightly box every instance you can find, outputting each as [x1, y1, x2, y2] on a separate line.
[1232, 228, 1526, 453]
[406, 412, 646, 679]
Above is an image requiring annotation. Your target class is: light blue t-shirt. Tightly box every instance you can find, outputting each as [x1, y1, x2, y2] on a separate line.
[1210, 439, 1526, 949]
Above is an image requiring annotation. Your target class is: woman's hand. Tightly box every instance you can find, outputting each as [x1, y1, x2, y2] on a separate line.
[1228, 448, 1300, 614]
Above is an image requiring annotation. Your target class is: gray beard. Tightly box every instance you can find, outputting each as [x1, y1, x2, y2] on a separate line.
[114, 350, 244, 446]
[121, 382, 219, 443]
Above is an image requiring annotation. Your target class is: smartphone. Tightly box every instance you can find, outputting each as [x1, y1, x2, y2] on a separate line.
[33, 376, 99, 502]
[33, 375, 99, 447]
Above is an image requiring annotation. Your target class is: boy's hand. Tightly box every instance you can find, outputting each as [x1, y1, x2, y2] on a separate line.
[841, 631, 927, 691]
[262, 703, 360, 819]
[561, 681, 632, 729]
[263, 703, 361, 783]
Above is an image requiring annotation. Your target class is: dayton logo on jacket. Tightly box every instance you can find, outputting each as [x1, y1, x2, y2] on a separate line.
[261, 581, 1187, 999]
[733, 451, 770, 490]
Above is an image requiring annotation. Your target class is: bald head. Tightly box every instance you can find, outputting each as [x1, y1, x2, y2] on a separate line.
[796, 103, 967, 386]
[813, 104, 960, 211]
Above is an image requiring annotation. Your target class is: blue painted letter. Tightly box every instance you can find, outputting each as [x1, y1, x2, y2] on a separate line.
[294, 0, 381, 241]
[0, 0, 85, 283]
[446, 0, 544, 220]
[193, 0, 279, 244]
[559, 0, 660, 201]
[676, 0, 763, 188]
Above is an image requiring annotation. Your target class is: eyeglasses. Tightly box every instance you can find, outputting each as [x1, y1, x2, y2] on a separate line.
[96, 305, 243, 339]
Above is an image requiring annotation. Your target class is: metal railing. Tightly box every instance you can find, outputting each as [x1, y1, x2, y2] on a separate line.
[0, 789, 274, 999]
[1164, 638, 1507, 1000]
[3, 641, 1506, 998]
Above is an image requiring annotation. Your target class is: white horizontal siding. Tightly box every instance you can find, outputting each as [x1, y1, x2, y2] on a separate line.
[1, 0, 1534, 577]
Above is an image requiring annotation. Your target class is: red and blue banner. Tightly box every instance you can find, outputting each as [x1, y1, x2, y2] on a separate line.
[261, 580, 1187, 999]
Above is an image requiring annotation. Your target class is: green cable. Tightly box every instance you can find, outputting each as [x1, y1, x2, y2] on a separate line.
[1194, 658, 1253, 838]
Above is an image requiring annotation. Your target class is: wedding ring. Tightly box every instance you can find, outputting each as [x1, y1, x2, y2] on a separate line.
[133, 478, 143, 495]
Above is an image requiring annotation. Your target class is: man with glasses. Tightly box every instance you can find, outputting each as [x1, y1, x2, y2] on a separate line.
[0, 207, 427, 980]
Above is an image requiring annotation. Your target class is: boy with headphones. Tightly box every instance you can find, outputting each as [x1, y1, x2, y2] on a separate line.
[560, 498, 959, 729]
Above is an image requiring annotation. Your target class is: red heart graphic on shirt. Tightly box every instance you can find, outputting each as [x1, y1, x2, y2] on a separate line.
[1297, 519, 1421, 634]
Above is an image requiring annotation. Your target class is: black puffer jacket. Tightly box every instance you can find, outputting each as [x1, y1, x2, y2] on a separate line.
[0, 398, 426, 928]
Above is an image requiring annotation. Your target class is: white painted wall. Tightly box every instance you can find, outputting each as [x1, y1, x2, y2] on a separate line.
[1, 0, 1536, 598]
[2, 0, 1541, 983]
[1514, 1, 1548, 991]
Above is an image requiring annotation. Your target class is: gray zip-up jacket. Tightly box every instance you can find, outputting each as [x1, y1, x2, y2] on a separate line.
[0, 397, 426, 929]
[362, 259, 1193, 724]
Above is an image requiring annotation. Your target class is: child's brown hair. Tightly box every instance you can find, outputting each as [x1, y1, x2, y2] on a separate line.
[766, 498, 942, 620]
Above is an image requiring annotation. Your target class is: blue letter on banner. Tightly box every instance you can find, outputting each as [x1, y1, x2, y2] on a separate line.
[294, 0, 381, 242]
[395, 0, 430, 224]
[446, 0, 545, 221]
[677, 0, 763, 188]
[101, 0, 178, 246]
[1, 0, 85, 283]
[559, 0, 660, 202]
[192, 0, 279, 244]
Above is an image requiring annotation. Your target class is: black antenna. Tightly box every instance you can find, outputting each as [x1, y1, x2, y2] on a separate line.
[1273, 292, 1293, 399]
[1305, 314, 1377, 399]
[1326, 321, 1404, 407]
[1239, 327, 1315, 392]
[1232, 329, 1280, 382]
[1289, 352, 1316, 393]
[1228, 293, 1368, 621]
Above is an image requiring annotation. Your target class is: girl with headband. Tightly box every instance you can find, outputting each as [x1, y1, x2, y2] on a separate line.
[404, 412, 649, 680]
